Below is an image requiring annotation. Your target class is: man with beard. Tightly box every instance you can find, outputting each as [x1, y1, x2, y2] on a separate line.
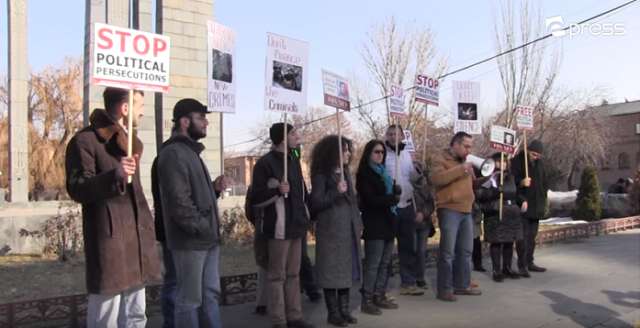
[65, 87, 161, 327]
[512, 139, 549, 277]
[432, 132, 481, 301]
[157, 98, 227, 327]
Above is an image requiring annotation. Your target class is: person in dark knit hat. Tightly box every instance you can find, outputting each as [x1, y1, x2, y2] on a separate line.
[250, 123, 315, 328]
[511, 139, 549, 277]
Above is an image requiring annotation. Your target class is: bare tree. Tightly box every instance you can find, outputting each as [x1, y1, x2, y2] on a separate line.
[534, 88, 611, 190]
[354, 16, 447, 139]
[493, 0, 560, 127]
[0, 58, 82, 198]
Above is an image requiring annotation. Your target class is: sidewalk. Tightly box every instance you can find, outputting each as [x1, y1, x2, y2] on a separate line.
[149, 230, 640, 328]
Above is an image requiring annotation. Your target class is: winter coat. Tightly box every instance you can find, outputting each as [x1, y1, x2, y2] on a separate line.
[250, 150, 310, 240]
[411, 166, 436, 233]
[511, 152, 549, 220]
[156, 135, 221, 250]
[385, 142, 421, 208]
[356, 165, 399, 241]
[311, 168, 363, 288]
[476, 172, 523, 243]
[65, 109, 161, 294]
[432, 149, 475, 213]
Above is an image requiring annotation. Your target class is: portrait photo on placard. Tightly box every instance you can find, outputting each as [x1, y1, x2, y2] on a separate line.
[504, 132, 514, 146]
[337, 80, 349, 99]
[272, 60, 303, 92]
[457, 102, 478, 121]
[211, 49, 233, 83]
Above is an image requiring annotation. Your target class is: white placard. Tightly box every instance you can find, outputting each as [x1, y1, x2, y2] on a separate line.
[264, 33, 309, 114]
[92, 23, 170, 92]
[403, 130, 416, 153]
[414, 74, 439, 106]
[490, 125, 517, 154]
[453, 81, 481, 134]
[516, 105, 534, 130]
[389, 84, 406, 116]
[322, 69, 350, 111]
[207, 21, 236, 113]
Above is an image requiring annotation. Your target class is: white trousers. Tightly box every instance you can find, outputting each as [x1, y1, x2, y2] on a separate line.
[86, 287, 147, 328]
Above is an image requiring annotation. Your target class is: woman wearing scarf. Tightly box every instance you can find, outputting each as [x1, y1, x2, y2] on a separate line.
[310, 135, 363, 327]
[355, 140, 401, 316]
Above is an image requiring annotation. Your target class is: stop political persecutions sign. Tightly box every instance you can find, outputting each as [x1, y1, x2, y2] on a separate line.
[92, 23, 171, 92]
[414, 74, 439, 106]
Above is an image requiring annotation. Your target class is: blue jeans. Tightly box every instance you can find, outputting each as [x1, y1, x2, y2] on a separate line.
[172, 246, 222, 328]
[396, 206, 418, 287]
[161, 244, 177, 328]
[362, 239, 394, 296]
[437, 208, 473, 295]
[415, 226, 429, 283]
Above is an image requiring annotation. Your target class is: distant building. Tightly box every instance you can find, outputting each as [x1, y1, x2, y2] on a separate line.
[224, 153, 311, 195]
[224, 155, 260, 195]
[595, 100, 640, 190]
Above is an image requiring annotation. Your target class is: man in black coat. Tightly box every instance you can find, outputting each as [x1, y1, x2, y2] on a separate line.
[156, 98, 227, 327]
[511, 139, 549, 277]
[250, 123, 314, 328]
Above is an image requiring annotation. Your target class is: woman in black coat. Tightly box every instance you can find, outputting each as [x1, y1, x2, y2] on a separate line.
[475, 152, 524, 282]
[356, 140, 401, 315]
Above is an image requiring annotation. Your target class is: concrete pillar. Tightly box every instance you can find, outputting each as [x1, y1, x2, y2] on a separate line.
[82, 0, 106, 127]
[134, 0, 157, 198]
[7, 0, 29, 203]
[156, 0, 222, 178]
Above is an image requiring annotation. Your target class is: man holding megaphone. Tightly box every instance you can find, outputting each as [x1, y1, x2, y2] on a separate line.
[432, 132, 482, 302]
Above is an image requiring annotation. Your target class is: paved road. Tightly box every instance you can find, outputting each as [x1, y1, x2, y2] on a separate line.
[150, 229, 640, 328]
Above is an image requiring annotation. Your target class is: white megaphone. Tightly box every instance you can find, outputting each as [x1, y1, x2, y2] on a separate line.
[466, 154, 496, 177]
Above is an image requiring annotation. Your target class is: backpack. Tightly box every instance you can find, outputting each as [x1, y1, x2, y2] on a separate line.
[245, 185, 260, 226]
[245, 183, 280, 227]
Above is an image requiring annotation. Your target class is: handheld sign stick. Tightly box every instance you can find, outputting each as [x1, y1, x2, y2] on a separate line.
[283, 114, 288, 199]
[394, 119, 400, 183]
[422, 105, 428, 164]
[499, 152, 505, 221]
[337, 108, 345, 182]
[523, 131, 530, 179]
[127, 89, 134, 184]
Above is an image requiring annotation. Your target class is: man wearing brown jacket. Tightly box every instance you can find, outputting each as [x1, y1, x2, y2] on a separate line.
[65, 87, 161, 327]
[432, 132, 481, 302]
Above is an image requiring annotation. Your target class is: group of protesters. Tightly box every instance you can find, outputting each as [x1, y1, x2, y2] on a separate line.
[65, 87, 550, 328]
[246, 122, 550, 327]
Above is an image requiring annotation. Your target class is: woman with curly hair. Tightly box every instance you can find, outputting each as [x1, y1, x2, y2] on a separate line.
[310, 135, 363, 327]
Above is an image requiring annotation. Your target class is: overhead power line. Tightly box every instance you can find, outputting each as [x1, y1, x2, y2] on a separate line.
[225, 0, 638, 149]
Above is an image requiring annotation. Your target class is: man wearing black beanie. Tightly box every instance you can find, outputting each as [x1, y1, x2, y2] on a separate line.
[511, 139, 549, 277]
[250, 122, 314, 328]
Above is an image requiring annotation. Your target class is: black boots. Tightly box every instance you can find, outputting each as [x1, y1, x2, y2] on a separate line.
[360, 291, 382, 315]
[502, 267, 521, 279]
[324, 289, 347, 327]
[528, 263, 547, 272]
[337, 289, 357, 324]
[373, 294, 399, 309]
[492, 270, 504, 282]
